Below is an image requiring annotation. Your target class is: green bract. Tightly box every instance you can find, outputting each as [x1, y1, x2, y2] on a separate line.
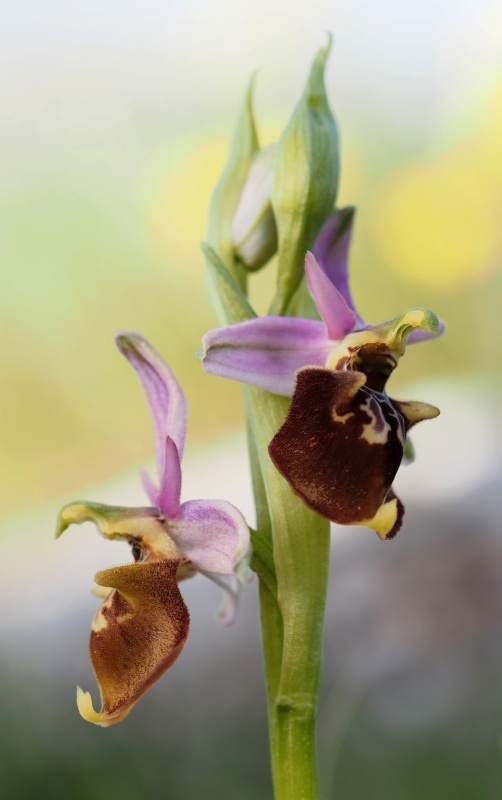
[270, 35, 339, 315]
[207, 77, 259, 289]
[232, 143, 277, 271]
[208, 35, 339, 315]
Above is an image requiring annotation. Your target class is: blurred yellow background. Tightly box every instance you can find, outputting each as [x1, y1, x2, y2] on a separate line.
[1, 0, 501, 522]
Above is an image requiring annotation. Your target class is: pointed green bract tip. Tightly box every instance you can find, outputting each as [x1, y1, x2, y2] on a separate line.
[270, 36, 339, 315]
[206, 75, 259, 285]
[309, 32, 333, 83]
[201, 240, 256, 325]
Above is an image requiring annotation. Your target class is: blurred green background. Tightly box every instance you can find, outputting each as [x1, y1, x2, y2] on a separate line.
[1, 1, 502, 798]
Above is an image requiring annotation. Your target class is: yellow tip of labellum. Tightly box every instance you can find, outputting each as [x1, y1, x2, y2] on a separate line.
[91, 584, 113, 599]
[76, 687, 105, 726]
[76, 687, 131, 728]
[353, 498, 398, 540]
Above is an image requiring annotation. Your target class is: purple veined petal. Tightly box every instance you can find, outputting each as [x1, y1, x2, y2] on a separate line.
[140, 437, 183, 519]
[168, 499, 250, 575]
[305, 251, 356, 340]
[156, 436, 182, 520]
[408, 320, 447, 344]
[200, 317, 332, 396]
[312, 207, 364, 326]
[115, 333, 188, 478]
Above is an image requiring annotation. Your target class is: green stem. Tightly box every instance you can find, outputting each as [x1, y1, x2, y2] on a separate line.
[247, 391, 330, 800]
[265, 480, 329, 800]
[259, 577, 327, 796]
[202, 244, 331, 798]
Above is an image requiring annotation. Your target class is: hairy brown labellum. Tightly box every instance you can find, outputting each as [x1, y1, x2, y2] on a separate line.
[269, 367, 406, 537]
[81, 558, 190, 726]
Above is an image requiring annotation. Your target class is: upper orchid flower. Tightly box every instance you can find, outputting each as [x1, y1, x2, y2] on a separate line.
[56, 333, 250, 727]
[200, 208, 443, 540]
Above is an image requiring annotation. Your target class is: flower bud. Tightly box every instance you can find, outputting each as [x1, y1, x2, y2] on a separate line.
[207, 77, 259, 283]
[270, 35, 340, 315]
[232, 144, 278, 271]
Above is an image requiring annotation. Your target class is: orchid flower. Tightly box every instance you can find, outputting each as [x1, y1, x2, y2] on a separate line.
[56, 333, 250, 727]
[200, 208, 443, 540]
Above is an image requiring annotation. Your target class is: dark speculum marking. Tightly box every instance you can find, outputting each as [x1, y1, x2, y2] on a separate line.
[357, 342, 398, 392]
[269, 367, 406, 527]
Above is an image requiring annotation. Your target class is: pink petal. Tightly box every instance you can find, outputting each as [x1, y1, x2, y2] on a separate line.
[200, 316, 332, 396]
[312, 207, 362, 323]
[305, 251, 356, 339]
[168, 499, 250, 575]
[115, 332, 188, 484]
[203, 573, 241, 626]
[156, 436, 182, 519]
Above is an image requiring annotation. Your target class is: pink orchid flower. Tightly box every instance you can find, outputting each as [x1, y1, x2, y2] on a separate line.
[57, 333, 250, 726]
[201, 209, 443, 540]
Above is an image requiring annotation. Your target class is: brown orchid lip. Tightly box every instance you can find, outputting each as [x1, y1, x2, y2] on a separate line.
[268, 367, 406, 533]
[80, 557, 191, 727]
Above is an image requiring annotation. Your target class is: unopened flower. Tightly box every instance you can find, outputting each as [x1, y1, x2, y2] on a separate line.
[200, 208, 443, 539]
[56, 333, 250, 726]
[232, 144, 277, 270]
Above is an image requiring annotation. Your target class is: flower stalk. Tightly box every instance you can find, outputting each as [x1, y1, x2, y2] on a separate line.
[204, 244, 329, 798]
[54, 35, 443, 800]
[253, 415, 329, 800]
[202, 36, 442, 795]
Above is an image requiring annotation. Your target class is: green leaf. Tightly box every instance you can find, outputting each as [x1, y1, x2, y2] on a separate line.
[207, 77, 259, 288]
[201, 242, 256, 326]
[270, 35, 340, 315]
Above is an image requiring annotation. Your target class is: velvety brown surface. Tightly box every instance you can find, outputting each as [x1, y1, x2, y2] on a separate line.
[269, 367, 405, 526]
[90, 559, 190, 720]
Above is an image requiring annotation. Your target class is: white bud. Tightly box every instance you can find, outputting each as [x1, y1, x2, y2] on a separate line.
[232, 144, 277, 270]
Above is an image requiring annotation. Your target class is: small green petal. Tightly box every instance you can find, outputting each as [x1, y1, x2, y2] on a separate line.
[55, 501, 181, 560]
[55, 501, 158, 540]
[372, 307, 439, 354]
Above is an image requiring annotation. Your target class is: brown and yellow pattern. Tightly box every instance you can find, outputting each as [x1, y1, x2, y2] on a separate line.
[78, 558, 190, 727]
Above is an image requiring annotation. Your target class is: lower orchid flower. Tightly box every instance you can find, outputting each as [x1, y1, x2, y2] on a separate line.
[56, 333, 250, 726]
[200, 208, 443, 540]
